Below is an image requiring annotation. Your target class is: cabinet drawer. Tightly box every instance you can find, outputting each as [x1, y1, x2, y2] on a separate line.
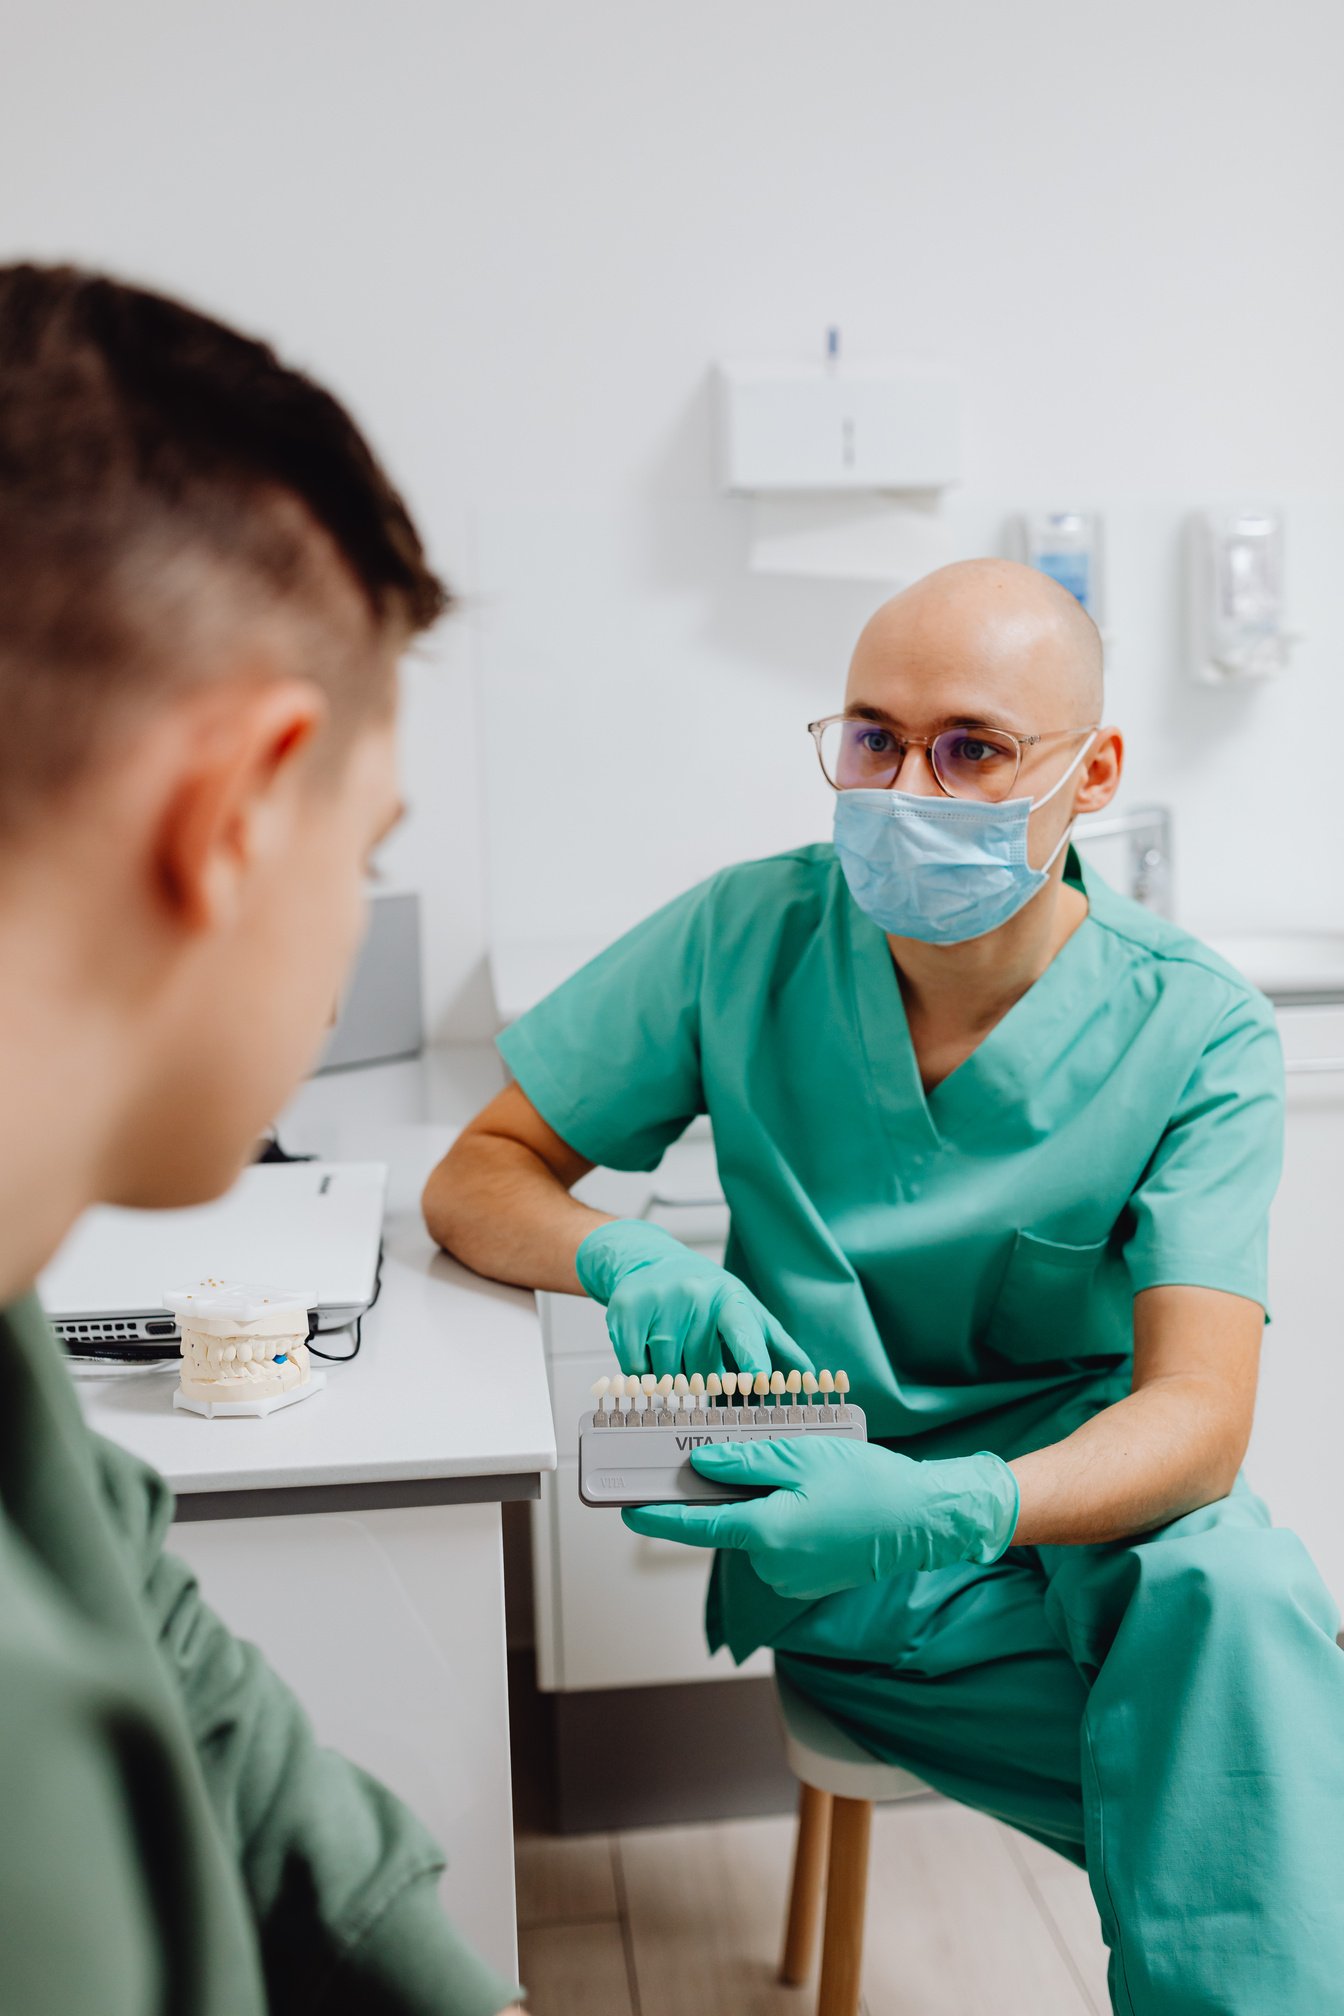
[546, 1461, 770, 1691]
[1252, 1043, 1344, 1609]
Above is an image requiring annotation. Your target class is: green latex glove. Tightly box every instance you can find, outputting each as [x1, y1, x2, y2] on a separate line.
[576, 1219, 812, 1381]
[622, 1436, 1020, 1601]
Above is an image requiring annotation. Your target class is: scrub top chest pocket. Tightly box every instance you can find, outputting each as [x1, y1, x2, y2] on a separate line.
[988, 1227, 1120, 1369]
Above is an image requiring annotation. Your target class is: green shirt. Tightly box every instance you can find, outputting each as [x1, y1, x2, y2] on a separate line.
[499, 843, 1285, 1658]
[0, 1292, 519, 2016]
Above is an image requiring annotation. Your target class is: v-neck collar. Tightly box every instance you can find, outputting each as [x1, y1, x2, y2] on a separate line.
[843, 846, 1102, 1150]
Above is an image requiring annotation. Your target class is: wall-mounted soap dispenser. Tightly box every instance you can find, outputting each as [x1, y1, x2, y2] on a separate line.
[1189, 508, 1300, 683]
[1019, 511, 1104, 623]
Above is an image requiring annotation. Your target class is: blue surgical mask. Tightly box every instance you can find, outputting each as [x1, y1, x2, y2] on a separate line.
[832, 735, 1096, 944]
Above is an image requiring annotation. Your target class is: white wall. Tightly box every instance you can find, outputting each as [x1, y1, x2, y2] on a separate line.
[3, 0, 1343, 1033]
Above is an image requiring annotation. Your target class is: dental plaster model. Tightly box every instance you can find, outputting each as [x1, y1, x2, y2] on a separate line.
[164, 1282, 324, 1418]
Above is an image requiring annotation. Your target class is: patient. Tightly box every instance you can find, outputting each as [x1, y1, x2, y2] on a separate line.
[0, 265, 522, 2015]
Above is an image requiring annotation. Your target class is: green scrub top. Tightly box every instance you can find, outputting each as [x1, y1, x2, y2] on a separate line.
[499, 843, 1284, 1657]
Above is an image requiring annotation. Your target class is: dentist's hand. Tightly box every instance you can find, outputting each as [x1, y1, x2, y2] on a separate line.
[575, 1220, 812, 1382]
[622, 1436, 1020, 1601]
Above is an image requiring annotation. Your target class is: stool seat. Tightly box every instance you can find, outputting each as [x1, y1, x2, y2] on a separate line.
[775, 1671, 926, 1805]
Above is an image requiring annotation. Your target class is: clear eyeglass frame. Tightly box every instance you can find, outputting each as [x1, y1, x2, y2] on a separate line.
[807, 715, 1098, 805]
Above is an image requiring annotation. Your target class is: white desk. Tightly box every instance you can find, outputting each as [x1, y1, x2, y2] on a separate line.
[77, 1055, 554, 1985]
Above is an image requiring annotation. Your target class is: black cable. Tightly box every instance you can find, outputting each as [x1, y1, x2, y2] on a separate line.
[305, 1325, 360, 1364]
[253, 1131, 315, 1164]
[305, 1239, 384, 1364]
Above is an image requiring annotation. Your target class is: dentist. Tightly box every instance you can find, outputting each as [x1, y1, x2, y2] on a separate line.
[426, 558, 1344, 2014]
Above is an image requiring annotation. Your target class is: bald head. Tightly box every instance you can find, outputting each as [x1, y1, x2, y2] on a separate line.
[846, 558, 1104, 731]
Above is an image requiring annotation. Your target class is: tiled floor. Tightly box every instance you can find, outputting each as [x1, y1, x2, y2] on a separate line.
[516, 1799, 1111, 2016]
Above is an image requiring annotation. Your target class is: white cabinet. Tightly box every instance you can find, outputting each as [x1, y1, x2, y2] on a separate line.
[530, 1132, 772, 1692]
[1247, 1008, 1344, 1609]
[532, 1282, 771, 1690]
[171, 1504, 519, 1982]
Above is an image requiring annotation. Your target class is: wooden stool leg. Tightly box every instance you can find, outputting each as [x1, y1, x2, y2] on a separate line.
[780, 1781, 832, 1984]
[816, 1795, 872, 2016]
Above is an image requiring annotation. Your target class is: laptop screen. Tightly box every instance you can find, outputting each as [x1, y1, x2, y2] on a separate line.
[40, 1162, 387, 1338]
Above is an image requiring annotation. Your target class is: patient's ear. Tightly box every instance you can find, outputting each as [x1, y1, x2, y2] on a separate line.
[151, 680, 328, 931]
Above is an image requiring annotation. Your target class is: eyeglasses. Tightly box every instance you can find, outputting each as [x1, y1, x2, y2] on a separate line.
[808, 715, 1099, 805]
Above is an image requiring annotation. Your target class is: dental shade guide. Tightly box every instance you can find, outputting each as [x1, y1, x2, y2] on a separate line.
[579, 1364, 867, 1507]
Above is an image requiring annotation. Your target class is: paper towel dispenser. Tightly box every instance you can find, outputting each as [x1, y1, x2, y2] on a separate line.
[715, 353, 961, 494]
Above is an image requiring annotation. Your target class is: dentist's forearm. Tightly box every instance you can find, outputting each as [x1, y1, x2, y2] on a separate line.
[421, 1131, 609, 1292]
[1008, 1375, 1248, 1547]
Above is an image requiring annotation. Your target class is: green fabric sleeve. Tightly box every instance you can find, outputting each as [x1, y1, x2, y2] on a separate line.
[94, 1437, 521, 2016]
[0, 1289, 271, 2016]
[0, 1576, 175, 2016]
[497, 876, 712, 1170]
[1122, 987, 1285, 1312]
[330, 1868, 523, 2016]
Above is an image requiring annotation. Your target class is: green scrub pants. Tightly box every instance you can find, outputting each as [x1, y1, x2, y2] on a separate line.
[774, 1483, 1344, 2014]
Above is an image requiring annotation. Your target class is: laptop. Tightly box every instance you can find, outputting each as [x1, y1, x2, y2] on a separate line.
[39, 1161, 387, 1358]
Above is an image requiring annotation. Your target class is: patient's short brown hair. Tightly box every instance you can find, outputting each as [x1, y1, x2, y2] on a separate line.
[0, 264, 448, 833]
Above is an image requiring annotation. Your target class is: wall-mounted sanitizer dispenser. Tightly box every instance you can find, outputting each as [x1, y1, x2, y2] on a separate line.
[1189, 508, 1298, 683]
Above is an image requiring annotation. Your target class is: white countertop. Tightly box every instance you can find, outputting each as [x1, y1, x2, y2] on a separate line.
[76, 1055, 557, 1498]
